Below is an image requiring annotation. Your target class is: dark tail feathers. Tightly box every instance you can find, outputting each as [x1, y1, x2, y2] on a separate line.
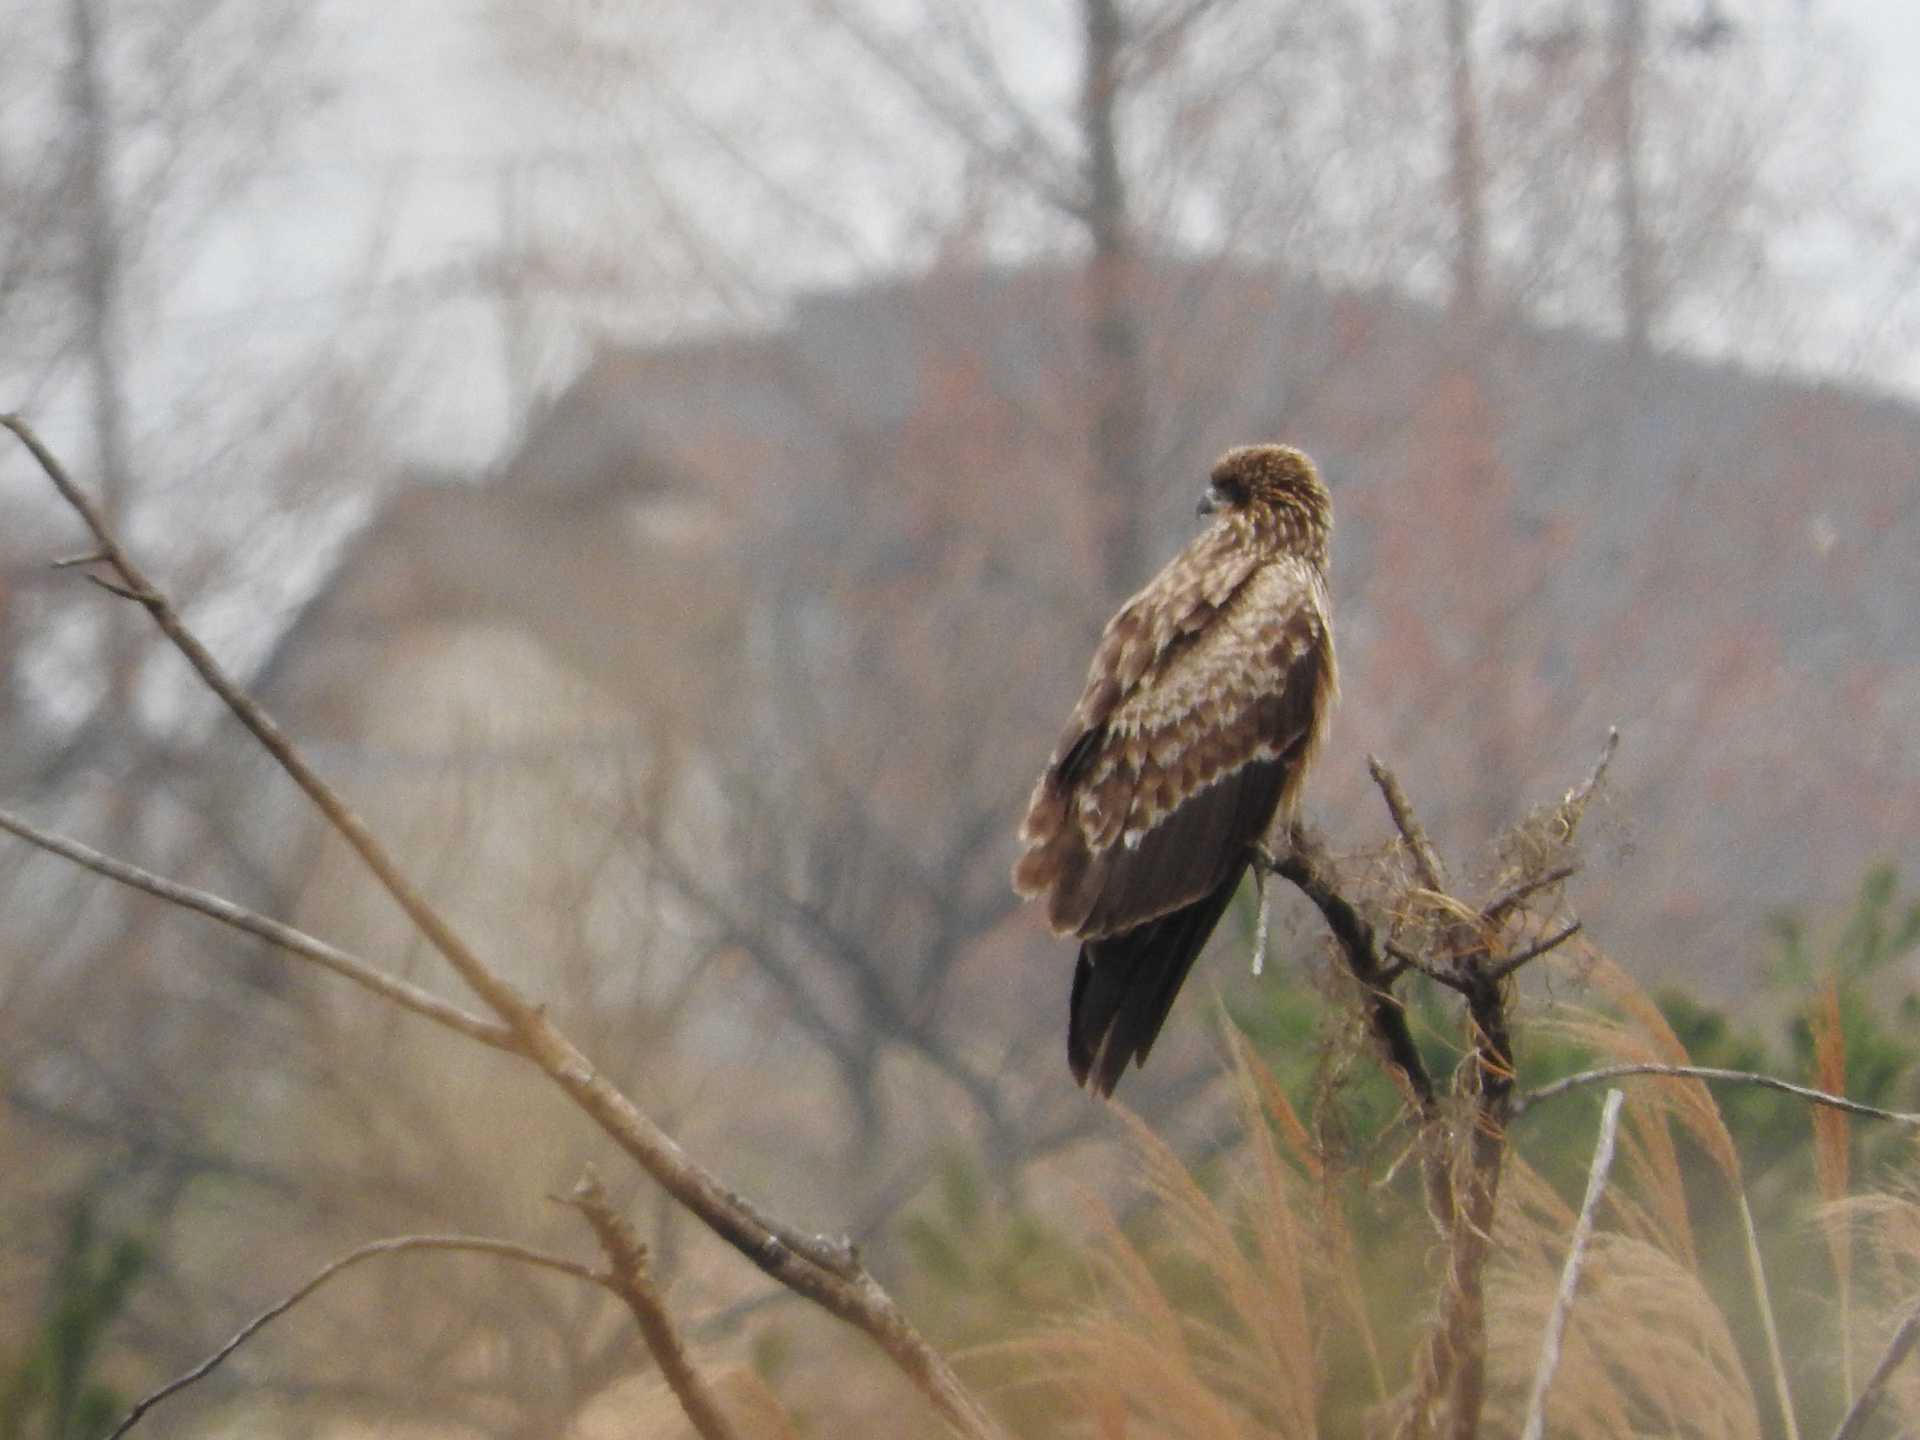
[1068, 866, 1246, 1096]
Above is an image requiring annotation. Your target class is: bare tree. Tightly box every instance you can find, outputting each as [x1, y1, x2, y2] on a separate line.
[0, 0, 419, 1409]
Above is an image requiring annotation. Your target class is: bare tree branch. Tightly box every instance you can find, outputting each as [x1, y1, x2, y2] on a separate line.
[1261, 830, 1437, 1112]
[1520, 1087, 1626, 1440]
[1487, 920, 1582, 983]
[1513, 1063, 1920, 1126]
[0, 804, 520, 1054]
[1367, 753, 1448, 894]
[562, 1165, 742, 1440]
[815, 0, 1087, 222]
[1481, 863, 1579, 927]
[3, 416, 1007, 1440]
[1557, 726, 1619, 835]
[105, 1234, 605, 1439]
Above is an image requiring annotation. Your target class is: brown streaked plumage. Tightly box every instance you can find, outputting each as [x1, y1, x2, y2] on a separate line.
[1013, 445, 1337, 1096]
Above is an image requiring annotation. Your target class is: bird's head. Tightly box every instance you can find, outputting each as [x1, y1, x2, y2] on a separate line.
[1197, 444, 1331, 562]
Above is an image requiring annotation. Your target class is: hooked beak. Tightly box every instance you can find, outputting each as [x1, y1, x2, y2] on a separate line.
[1196, 486, 1219, 517]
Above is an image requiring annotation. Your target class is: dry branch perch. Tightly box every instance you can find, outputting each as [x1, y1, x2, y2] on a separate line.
[1263, 832, 1438, 1113]
[1262, 737, 1610, 1440]
[1368, 735, 1616, 1440]
[2, 415, 1007, 1440]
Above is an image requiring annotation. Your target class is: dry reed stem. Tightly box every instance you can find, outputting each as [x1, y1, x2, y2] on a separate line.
[1811, 979, 1855, 1405]
[1492, 1153, 1760, 1440]
[1536, 959, 1801, 1440]
[1111, 1103, 1318, 1433]
[1230, 1030, 1388, 1405]
[1017, 1202, 1253, 1440]
[1735, 1192, 1801, 1440]
[1832, 1298, 1920, 1440]
[1490, 1230, 1761, 1439]
[1519, 1087, 1626, 1440]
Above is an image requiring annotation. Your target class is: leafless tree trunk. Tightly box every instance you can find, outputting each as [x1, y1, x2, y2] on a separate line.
[1443, 0, 1487, 324]
[1610, 0, 1652, 356]
[1081, 0, 1147, 602]
[66, 0, 138, 719]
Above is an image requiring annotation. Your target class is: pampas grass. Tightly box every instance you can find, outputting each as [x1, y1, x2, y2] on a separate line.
[996, 937, 1878, 1439]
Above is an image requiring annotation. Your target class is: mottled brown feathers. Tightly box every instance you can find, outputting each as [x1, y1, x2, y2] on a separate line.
[1013, 444, 1336, 1095]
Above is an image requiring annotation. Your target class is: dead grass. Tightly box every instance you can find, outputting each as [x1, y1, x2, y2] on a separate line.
[995, 944, 1834, 1439]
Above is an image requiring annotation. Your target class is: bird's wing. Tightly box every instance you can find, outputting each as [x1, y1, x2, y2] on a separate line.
[1013, 551, 1334, 937]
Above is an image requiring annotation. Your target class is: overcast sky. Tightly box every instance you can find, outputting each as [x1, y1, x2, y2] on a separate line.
[51, 0, 1920, 480]
[308, 2, 1920, 450]
[1853, 0, 1920, 188]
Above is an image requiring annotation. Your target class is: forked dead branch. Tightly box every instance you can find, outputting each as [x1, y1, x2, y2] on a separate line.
[1252, 735, 1609, 1440]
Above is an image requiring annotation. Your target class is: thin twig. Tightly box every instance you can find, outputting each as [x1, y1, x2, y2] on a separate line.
[1832, 1299, 1920, 1440]
[104, 1235, 605, 1439]
[0, 805, 520, 1054]
[1487, 921, 1582, 983]
[1520, 1088, 1626, 1440]
[1367, 754, 1446, 892]
[1481, 864, 1579, 926]
[86, 573, 152, 603]
[4, 415, 1008, 1440]
[1512, 1063, 1920, 1125]
[563, 1166, 742, 1440]
[1383, 940, 1461, 990]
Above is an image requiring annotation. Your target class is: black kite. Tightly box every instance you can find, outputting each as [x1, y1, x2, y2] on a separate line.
[1013, 445, 1337, 1095]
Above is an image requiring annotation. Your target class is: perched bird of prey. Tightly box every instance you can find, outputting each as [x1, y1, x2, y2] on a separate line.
[1012, 446, 1337, 1096]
